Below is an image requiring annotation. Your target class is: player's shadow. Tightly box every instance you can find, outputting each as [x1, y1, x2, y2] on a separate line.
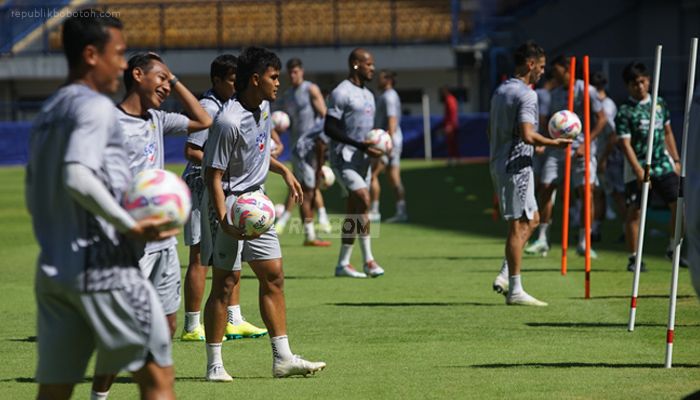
[7, 336, 36, 342]
[402, 256, 504, 261]
[525, 322, 700, 328]
[331, 301, 499, 307]
[240, 275, 333, 280]
[467, 362, 700, 369]
[574, 294, 695, 300]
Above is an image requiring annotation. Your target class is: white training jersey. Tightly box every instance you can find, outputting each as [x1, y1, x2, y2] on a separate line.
[182, 89, 226, 178]
[26, 83, 141, 292]
[327, 79, 375, 165]
[549, 79, 603, 149]
[375, 87, 403, 143]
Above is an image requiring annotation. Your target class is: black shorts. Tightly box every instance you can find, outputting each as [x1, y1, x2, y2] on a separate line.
[625, 172, 679, 208]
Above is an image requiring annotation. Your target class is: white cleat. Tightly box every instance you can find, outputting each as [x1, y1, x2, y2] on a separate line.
[492, 275, 509, 296]
[334, 264, 367, 278]
[524, 239, 549, 257]
[368, 211, 381, 223]
[206, 364, 233, 382]
[273, 355, 326, 378]
[363, 260, 385, 277]
[318, 220, 332, 234]
[506, 291, 548, 307]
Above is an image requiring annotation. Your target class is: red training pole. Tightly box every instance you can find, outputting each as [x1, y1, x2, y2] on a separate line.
[561, 56, 576, 275]
[583, 55, 591, 299]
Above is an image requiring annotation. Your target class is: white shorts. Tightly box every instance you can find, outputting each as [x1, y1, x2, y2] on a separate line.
[35, 271, 172, 383]
[540, 145, 598, 188]
[492, 167, 538, 221]
[139, 246, 182, 315]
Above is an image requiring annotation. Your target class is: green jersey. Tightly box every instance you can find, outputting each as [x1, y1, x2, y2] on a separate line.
[615, 95, 673, 182]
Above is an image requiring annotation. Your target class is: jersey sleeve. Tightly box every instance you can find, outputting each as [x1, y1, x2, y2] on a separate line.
[187, 98, 220, 147]
[159, 110, 190, 136]
[63, 96, 115, 171]
[518, 90, 538, 125]
[205, 116, 238, 171]
[590, 86, 603, 113]
[537, 90, 551, 116]
[385, 92, 400, 118]
[326, 86, 347, 121]
[615, 106, 632, 139]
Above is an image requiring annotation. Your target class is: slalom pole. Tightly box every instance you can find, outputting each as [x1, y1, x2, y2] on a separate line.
[665, 37, 698, 368]
[628, 45, 663, 332]
[561, 56, 576, 275]
[583, 55, 591, 299]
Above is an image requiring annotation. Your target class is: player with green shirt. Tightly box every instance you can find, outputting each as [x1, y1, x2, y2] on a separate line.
[616, 61, 686, 272]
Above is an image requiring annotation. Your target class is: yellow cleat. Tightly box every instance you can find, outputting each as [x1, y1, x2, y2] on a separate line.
[225, 321, 268, 340]
[180, 324, 205, 342]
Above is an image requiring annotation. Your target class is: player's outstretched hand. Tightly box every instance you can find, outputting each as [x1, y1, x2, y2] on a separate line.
[364, 144, 384, 158]
[284, 171, 304, 204]
[552, 138, 573, 148]
[128, 216, 179, 241]
[221, 217, 262, 241]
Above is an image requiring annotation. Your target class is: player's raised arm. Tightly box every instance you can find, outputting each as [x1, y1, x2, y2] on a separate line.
[169, 73, 213, 133]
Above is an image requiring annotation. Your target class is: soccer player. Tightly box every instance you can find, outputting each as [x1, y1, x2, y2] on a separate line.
[180, 54, 267, 342]
[27, 11, 176, 400]
[369, 69, 408, 223]
[438, 86, 460, 166]
[489, 41, 571, 306]
[325, 48, 386, 278]
[277, 57, 331, 246]
[201, 46, 325, 381]
[527, 55, 607, 258]
[616, 62, 686, 271]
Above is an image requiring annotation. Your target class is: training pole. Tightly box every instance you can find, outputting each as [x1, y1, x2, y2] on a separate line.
[628, 45, 663, 332]
[583, 56, 592, 299]
[561, 56, 576, 275]
[665, 37, 698, 368]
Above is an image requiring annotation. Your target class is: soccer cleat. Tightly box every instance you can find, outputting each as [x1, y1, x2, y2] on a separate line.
[318, 221, 332, 234]
[385, 213, 408, 223]
[363, 260, 385, 277]
[576, 244, 598, 259]
[627, 255, 647, 272]
[180, 324, 205, 342]
[334, 264, 367, 278]
[492, 275, 509, 297]
[303, 239, 332, 247]
[368, 211, 381, 223]
[506, 291, 548, 307]
[524, 239, 549, 257]
[206, 364, 233, 382]
[225, 321, 267, 340]
[666, 249, 689, 268]
[273, 355, 326, 378]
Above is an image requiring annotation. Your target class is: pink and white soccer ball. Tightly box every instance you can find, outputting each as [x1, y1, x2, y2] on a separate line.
[548, 110, 582, 139]
[231, 192, 276, 236]
[319, 165, 335, 190]
[123, 169, 192, 229]
[271, 110, 290, 131]
[366, 129, 393, 153]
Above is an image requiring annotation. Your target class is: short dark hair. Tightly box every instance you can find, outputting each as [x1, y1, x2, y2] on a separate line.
[210, 54, 238, 85]
[591, 71, 608, 90]
[286, 57, 303, 71]
[549, 54, 569, 69]
[380, 69, 397, 86]
[124, 52, 163, 92]
[513, 41, 545, 67]
[348, 48, 368, 69]
[62, 8, 123, 69]
[622, 62, 650, 84]
[235, 46, 282, 93]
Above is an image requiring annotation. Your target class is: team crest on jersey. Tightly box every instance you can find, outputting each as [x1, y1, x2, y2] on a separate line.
[144, 142, 157, 163]
[256, 129, 266, 153]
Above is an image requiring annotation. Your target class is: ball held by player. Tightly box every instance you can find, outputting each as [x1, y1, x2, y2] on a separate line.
[123, 168, 192, 229]
[366, 128, 393, 153]
[548, 109, 582, 139]
[230, 192, 276, 236]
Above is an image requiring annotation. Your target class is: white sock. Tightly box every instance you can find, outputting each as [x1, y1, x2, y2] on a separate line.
[318, 207, 329, 223]
[498, 258, 509, 279]
[509, 274, 523, 296]
[359, 236, 374, 263]
[227, 305, 243, 325]
[537, 223, 549, 242]
[278, 211, 292, 224]
[304, 222, 316, 241]
[271, 335, 293, 361]
[206, 342, 224, 367]
[396, 199, 406, 215]
[579, 228, 586, 248]
[90, 390, 109, 400]
[668, 238, 675, 253]
[185, 311, 200, 332]
[370, 200, 379, 214]
[338, 244, 353, 266]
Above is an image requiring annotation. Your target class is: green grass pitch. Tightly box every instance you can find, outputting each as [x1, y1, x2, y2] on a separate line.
[1, 160, 699, 399]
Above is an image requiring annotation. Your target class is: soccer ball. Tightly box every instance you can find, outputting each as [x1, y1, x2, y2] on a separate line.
[123, 169, 192, 229]
[548, 110, 582, 139]
[231, 192, 276, 236]
[319, 165, 335, 190]
[366, 129, 393, 153]
[271, 110, 290, 131]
